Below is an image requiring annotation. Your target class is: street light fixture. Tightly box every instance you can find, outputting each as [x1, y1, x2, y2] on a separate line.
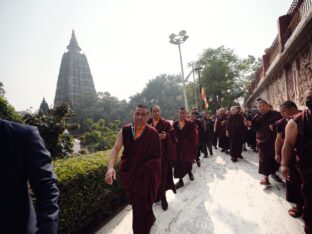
[169, 30, 189, 111]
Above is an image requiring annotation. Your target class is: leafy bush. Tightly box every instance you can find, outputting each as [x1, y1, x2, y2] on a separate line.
[80, 119, 120, 153]
[53, 151, 126, 234]
[0, 96, 22, 122]
[24, 104, 79, 159]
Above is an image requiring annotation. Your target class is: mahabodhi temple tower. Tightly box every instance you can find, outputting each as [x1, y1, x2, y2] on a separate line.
[54, 30, 96, 108]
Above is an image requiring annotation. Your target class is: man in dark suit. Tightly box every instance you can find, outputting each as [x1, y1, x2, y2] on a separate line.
[0, 119, 59, 234]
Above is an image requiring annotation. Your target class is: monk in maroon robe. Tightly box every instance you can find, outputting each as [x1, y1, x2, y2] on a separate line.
[191, 111, 208, 166]
[105, 104, 161, 234]
[214, 108, 229, 153]
[173, 107, 196, 189]
[282, 88, 312, 234]
[274, 101, 303, 218]
[226, 106, 247, 162]
[247, 100, 283, 185]
[147, 105, 176, 211]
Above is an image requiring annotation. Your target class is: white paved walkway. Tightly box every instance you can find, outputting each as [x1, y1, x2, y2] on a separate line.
[97, 148, 304, 234]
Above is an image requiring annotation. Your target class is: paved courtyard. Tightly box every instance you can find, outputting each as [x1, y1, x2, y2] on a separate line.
[97, 148, 305, 234]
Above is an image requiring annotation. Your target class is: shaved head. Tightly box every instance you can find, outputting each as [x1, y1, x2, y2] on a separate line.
[219, 108, 225, 115]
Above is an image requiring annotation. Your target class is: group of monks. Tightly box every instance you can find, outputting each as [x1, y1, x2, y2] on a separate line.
[104, 87, 312, 234]
[104, 104, 216, 233]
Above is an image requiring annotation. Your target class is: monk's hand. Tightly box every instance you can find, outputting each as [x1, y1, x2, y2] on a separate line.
[275, 154, 281, 163]
[105, 167, 116, 185]
[245, 120, 252, 127]
[226, 131, 229, 137]
[159, 132, 166, 140]
[280, 165, 290, 181]
[269, 124, 274, 131]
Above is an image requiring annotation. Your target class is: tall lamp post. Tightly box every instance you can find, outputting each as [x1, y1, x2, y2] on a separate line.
[194, 64, 203, 110]
[188, 62, 198, 109]
[169, 30, 189, 111]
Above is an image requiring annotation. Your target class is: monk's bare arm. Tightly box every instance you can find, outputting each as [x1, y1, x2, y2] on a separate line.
[105, 129, 123, 184]
[281, 120, 298, 165]
[108, 129, 123, 168]
[274, 133, 283, 163]
[281, 120, 298, 179]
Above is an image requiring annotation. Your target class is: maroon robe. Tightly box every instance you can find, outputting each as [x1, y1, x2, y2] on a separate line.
[293, 110, 312, 234]
[215, 114, 229, 150]
[119, 124, 161, 234]
[275, 118, 303, 206]
[252, 110, 282, 176]
[194, 119, 207, 159]
[226, 113, 247, 159]
[147, 118, 177, 199]
[173, 120, 196, 178]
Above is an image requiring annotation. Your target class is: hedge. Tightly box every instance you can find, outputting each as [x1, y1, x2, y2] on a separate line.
[53, 151, 126, 234]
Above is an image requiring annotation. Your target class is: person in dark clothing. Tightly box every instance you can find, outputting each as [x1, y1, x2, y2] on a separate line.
[147, 105, 176, 211]
[244, 105, 257, 151]
[105, 105, 161, 234]
[226, 106, 247, 162]
[211, 113, 218, 149]
[246, 100, 283, 186]
[0, 119, 59, 234]
[214, 108, 229, 154]
[203, 112, 214, 156]
[274, 100, 303, 218]
[191, 111, 208, 164]
[173, 108, 197, 189]
[282, 88, 312, 234]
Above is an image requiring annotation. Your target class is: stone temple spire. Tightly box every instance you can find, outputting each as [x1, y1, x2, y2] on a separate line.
[67, 30, 81, 53]
[54, 30, 96, 108]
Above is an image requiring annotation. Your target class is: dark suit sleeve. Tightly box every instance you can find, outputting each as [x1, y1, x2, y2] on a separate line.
[26, 127, 59, 234]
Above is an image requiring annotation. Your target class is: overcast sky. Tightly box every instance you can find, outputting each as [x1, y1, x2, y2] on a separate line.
[0, 0, 293, 111]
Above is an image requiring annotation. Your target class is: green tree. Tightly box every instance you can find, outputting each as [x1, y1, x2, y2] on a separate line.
[0, 96, 22, 122]
[196, 46, 260, 113]
[73, 92, 128, 133]
[80, 118, 120, 152]
[128, 74, 184, 119]
[24, 104, 79, 159]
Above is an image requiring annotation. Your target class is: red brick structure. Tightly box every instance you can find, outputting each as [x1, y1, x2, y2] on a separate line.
[244, 0, 312, 109]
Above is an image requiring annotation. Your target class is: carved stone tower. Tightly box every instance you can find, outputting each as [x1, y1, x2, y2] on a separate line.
[54, 30, 96, 108]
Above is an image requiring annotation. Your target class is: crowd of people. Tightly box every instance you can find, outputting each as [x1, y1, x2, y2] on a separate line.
[106, 87, 312, 234]
[2, 89, 310, 234]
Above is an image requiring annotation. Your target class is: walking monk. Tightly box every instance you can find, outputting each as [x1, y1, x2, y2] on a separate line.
[282, 88, 312, 234]
[105, 104, 161, 234]
[247, 99, 283, 186]
[215, 108, 229, 153]
[226, 106, 247, 162]
[274, 101, 303, 218]
[173, 107, 196, 189]
[147, 105, 176, 211]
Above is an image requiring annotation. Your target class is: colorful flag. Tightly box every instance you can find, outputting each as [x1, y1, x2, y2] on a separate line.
[201, 87, 209, 109]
